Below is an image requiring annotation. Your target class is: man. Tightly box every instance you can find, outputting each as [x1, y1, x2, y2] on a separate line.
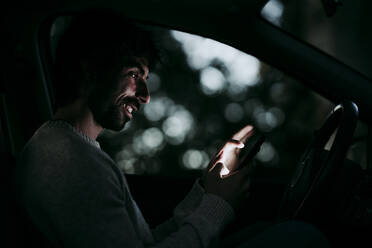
[14, 11, 254, 248]
[15, 11, 329, 248]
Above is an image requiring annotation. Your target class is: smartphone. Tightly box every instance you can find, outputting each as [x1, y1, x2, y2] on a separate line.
[239, 131, 265, 167]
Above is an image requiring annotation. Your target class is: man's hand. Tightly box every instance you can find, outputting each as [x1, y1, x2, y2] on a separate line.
[204, 163, 252, 208]
[208, 125, 255, 175]
[200, 125, 256, 208]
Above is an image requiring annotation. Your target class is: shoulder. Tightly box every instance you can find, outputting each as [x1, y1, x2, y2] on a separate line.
[20, 121, 92, 168]
[16, 121, 124, 194]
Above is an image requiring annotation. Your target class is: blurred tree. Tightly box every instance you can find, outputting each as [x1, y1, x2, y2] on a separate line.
[98, 24, 333, 182]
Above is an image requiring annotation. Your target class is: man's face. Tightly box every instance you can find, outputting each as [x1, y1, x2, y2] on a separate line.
[89, 57, 150, 131]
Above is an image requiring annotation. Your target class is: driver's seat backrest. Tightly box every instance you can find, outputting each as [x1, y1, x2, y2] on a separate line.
[1, 96, 52, 248]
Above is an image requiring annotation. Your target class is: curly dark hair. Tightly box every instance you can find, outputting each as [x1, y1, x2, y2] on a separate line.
[53, 10, 159, 109]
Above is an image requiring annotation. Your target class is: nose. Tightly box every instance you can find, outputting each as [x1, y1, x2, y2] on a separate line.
[135, 78, 150, 104]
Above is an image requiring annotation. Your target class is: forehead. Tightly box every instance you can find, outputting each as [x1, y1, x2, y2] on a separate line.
[123, 57, 149, 75]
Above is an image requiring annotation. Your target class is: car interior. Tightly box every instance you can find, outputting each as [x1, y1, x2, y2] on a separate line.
[3, 0, 372, 247]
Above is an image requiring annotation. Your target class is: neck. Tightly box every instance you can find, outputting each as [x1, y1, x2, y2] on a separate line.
[54, 99, 103, 140]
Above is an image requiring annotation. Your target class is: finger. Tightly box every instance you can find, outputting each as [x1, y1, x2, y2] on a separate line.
[240, 129, 256, 144]
[225, 139, 244, 149]
[209, 145, 224, 164]
[208, 153, 222, 171]
[218, 139, 245, 158]
[209, 162, 223, 174]
[232, 125, 254, 142]
[217, 140, 245, 173]
[208, 150, 222, 165]
[221, 164, 248, 179]
[217, 140, 244, 164]
[221, 140, 244, 156]
[224, 169, 238, 177]
[213, 140, 228, 157]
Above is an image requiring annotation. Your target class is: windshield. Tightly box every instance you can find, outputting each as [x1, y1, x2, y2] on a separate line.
[261, 0, 372, 80]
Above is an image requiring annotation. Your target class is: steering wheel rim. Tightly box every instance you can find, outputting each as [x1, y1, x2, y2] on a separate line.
[278, 101, 359, 221]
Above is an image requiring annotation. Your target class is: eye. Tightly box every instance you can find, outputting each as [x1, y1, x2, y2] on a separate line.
[127, 71, 139, 79]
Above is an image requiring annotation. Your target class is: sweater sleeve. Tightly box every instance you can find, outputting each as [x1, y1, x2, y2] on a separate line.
[152, 179, 212, 241]
[153, 193, 235, 247]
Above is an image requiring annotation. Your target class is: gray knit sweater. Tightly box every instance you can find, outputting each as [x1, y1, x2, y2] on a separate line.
[15, 120, 235, 248]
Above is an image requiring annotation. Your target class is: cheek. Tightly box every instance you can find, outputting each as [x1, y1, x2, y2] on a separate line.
[118, 79, 136, 95]
[126, 83, 137, 94]
[114, 87, 136, 104]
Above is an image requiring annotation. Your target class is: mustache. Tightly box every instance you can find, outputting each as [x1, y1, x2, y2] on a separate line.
[119, 97, 140, 109]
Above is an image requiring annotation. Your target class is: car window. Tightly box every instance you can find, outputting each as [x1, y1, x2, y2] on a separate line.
[47, 16, 349, 181]
[98, 27, 341, 180]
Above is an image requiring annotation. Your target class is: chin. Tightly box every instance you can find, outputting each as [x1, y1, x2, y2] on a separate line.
[104, 119, 127, 132]
[111, 115, 131, 131]
[96, 114, 127, 132]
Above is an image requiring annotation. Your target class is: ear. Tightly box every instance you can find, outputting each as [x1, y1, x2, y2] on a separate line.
[79, 60, 97, 98]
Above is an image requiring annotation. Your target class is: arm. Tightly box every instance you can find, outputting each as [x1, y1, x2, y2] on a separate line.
[18, 141, 234, 248]
[151, 180, 210, 241]
[17, 124, 253, 248]
[153, 193, 234, 247]
[153, 125, 256, 243]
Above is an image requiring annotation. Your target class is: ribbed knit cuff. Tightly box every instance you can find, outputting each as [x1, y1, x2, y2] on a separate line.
[181, 193, 235, 247]
[173, 179, 205, 223]
[182, 193, 235, 234]
[193, 193, 235, 228]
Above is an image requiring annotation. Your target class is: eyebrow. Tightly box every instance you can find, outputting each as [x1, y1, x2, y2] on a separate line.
[123, 58, 148, 76]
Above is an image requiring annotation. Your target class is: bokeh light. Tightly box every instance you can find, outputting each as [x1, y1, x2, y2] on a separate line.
[224, 103, 244, 123]
[162, 106, 194, 145]
[182, 149, 209, 170]
[132, 128, 165, 155]
[200, 66, 226, 95]
[254, 107, 285, 132]
[227, 53, 260, 87]
[261, 0, 284, 26]
[142, 127, 164, 150]
[171, 30, 260, 95]
[116, 146, 137, 174]
[147, 72, 161, 93]
[144, 96, 174, 122]
[96, 25, 334, 179]
[244, 98, 263, 116]
[270, 82, 287, 103]
[256, 142, 276, 163]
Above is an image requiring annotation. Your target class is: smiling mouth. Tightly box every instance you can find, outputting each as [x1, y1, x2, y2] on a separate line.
[122, 102, 139, 119]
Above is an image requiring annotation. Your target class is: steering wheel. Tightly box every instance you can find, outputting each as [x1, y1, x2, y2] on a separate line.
[278, 101, 359, 222]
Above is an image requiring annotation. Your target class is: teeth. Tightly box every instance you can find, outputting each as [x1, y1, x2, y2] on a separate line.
[126, 105, 133, 113]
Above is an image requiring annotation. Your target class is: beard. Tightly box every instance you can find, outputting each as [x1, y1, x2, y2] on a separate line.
[87, 85, 129, 132]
